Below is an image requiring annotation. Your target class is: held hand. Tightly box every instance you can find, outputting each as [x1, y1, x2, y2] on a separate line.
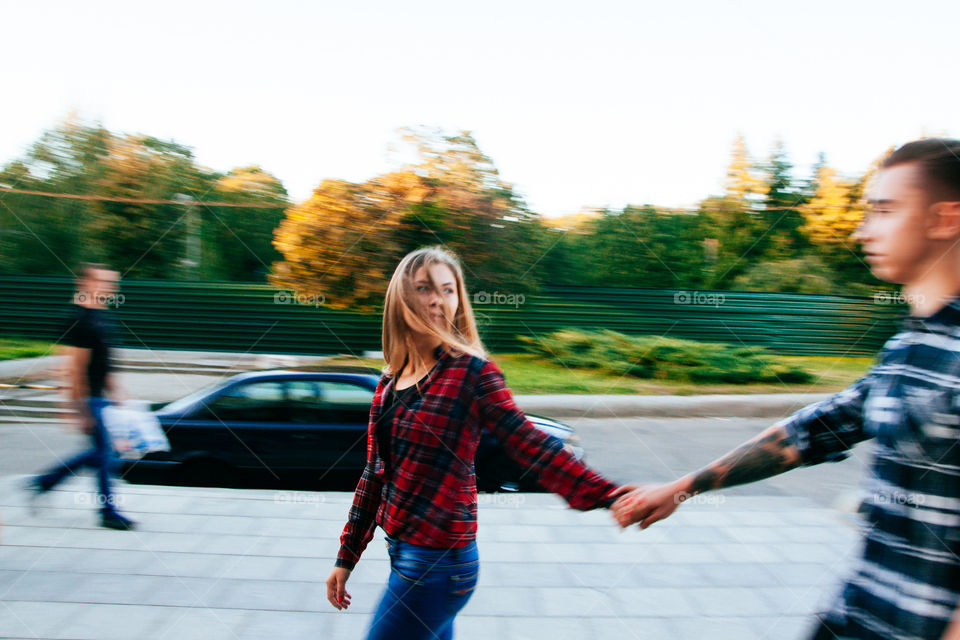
[603, 483, 642, 515]
[326, 567, 353, 610]
[606, 483, 643, 501]
[611, 480, 691, 530]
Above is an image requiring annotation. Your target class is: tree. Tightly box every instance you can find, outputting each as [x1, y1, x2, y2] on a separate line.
[534, 209, 603, 286]
[724, 134, 764, 207]
[0, 118, 111, 274]
[205, 165, 288, 281]
[272, 178, 398, 309]
[575, 206, 708, 289]
[686, 137, 769, 288]
[0, 118, 288, 281]
[88, 134, 210, 278]
[756, 139, 807, 260]
[271, 129, 549, 309]
[805, 148, 891, 292]
[802, 157, 859, 248]
[697, 196, 764, 288]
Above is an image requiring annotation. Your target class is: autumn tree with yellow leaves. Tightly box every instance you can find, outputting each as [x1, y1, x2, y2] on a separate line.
[803, 158, 860, 247]
[271, 129, 548, 310]
[799, 149, 890, 291]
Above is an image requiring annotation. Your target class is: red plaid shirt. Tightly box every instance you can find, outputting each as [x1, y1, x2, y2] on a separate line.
[335, 347, 621, 570]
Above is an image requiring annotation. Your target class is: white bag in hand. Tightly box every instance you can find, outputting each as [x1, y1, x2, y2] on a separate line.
[102, 400, 170, 460]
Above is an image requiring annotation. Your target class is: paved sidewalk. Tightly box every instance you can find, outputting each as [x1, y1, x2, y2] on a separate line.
[0, 476, 862, 640]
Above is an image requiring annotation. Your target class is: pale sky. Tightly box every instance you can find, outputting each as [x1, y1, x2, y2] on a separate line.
[2, 0, 957, 216]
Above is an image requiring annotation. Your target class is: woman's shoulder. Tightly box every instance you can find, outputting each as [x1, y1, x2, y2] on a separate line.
[372, 371, 394, 396]
[442, 350, 500, 378]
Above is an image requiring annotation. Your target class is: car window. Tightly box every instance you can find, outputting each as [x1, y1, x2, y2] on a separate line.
[206, 381, 287, 422]
[286, 380, 374, 424]
[287, 380, 320, 404]
[157, 380, 226, 414]
[285, 380, 320, 423]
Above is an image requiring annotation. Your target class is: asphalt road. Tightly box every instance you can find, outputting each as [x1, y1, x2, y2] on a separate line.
[570, 415, 868, 509]
[0, 414, 868, 509]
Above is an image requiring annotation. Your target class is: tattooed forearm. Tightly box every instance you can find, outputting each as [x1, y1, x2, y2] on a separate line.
[687, 424, 801, 495]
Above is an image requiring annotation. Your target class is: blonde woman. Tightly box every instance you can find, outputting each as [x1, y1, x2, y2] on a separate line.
[326, 246, 630, 639]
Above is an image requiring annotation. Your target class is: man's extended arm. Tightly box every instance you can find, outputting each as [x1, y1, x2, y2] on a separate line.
[612, 372, 876, 530]
[687, 423, 801, 494]
[612, 423, 802, 529]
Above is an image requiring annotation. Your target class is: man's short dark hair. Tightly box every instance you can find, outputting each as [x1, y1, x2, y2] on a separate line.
[882, 138, 960, 202]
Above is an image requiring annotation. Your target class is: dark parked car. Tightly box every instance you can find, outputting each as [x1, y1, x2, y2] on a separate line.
[122, 368, 584, 492]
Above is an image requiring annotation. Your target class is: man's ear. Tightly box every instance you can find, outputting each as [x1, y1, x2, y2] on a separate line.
[928, 201, 960, 240]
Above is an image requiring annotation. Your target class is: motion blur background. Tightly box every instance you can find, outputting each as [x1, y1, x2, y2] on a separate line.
[1, 0, 957, 348]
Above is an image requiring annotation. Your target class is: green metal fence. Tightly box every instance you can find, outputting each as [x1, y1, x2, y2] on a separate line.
[0, 276, 904, 356]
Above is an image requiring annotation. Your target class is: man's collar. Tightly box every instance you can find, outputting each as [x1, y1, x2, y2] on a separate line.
[901, 295, 960, 332]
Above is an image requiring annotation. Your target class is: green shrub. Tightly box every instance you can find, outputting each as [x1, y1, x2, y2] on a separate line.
[731, 256, 837, 294]
[519, 329, 813, 384]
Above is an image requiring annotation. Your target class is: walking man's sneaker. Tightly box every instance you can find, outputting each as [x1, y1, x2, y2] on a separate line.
[100, 510, 136, 531]
[23, 477, 47, 516]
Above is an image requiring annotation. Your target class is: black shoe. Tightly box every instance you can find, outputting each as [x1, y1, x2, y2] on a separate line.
[23, 477, 47, 516]
[100, 511, 136, 531]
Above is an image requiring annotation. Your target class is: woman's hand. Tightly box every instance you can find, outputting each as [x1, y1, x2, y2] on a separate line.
[326, 567, 353, 610]
[611, 479, 692, 529]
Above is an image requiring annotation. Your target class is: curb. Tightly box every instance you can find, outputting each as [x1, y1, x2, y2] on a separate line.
[514, 393, 829, 419]
[0, 355, 60, 383]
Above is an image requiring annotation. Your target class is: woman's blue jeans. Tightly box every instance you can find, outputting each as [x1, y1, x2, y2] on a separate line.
[365, 536, 480, 640]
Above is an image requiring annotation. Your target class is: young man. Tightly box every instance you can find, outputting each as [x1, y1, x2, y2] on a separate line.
[28, 263, 135, 530]
[613, 139, 960, 640]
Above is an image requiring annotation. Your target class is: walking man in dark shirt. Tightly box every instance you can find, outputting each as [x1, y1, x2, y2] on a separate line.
[613, 139, 960, 639]
[29, 263, 135, 530]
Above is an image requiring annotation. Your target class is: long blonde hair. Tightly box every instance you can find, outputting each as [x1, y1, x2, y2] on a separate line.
[382, 246, 487, 378]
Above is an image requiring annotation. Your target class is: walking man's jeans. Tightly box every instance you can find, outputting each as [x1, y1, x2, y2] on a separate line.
[37, 397, 120, 514]
[366, 535, 480, 640]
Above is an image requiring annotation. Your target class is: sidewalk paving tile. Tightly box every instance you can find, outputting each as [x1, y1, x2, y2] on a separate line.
[685, 586, 778, 616]
[0, 477, 862, 639]
[609, 587, 698, 617]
